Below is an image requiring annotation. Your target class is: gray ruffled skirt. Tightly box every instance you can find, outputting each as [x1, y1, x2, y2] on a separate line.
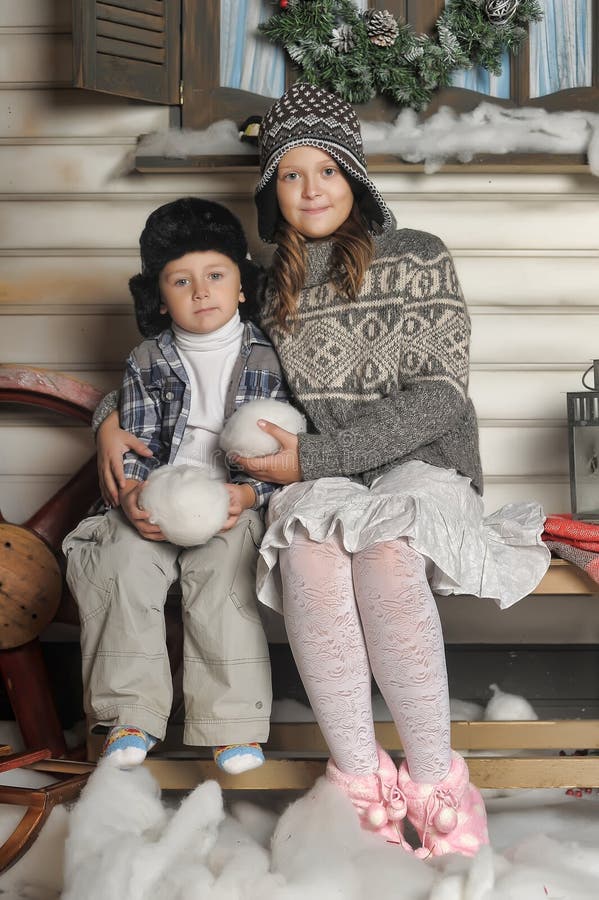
[256, 461, 550, 613]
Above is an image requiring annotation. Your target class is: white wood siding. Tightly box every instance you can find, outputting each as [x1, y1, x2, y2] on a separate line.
[1, 2, 598, 530]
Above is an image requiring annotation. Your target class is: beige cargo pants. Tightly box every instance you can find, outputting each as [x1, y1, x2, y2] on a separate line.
[63, 507, 271, 746]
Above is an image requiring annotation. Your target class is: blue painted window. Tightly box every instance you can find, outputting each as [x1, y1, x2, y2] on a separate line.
[220, 0, 286, 96]
[450, 51, 511, 98]
[219, 0, 369, 96]
[529, 0, 593, 98]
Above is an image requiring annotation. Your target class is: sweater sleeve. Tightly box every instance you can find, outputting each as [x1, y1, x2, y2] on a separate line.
[297, 236, 472, 481]
[91, 390, 120, 434]
[228, 342, 295, 509]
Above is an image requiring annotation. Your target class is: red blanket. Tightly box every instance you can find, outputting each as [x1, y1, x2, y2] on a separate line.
[542, 514, 599, 584]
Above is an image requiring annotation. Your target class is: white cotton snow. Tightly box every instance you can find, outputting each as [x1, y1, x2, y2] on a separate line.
[220, 398, 307, 458]
[55, 763, 599, 900]
[136, 104, 599, 176]
[484, 683, 539, 721]
[137, 120, 255, 158]
[361, 103, 599, 174]
[139, 464, 229, 546]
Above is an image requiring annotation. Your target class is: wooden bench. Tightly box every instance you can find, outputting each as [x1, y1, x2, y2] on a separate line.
[85, 559, 599, 791]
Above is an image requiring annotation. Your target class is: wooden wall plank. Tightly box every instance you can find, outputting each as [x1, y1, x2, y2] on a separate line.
[3, 311, 597, 366]
[0, 34, 72, 84]
[0, 366, 580, 423]
[470, 313, 599, 364]
[0, 256, 136, 305]
[0, 89, 168, 138]
[479, 426, 567, 477]
[373, 172, 599, 196]
[469, 369, 586, 420]
[0, 475, 71, 525]
[1, 249, 598, 310]
[0, 418, 569, 479]
[482, 480, 569, 515]
[455, 254, 599, 307]
[0, 475, 569, 526]
[2, 198, 598, 253]
[0, 313, 140, 365]
[3, 0, 71, 28]
[0, 200, 255, 251]
[1, 422, 94, 475]
[384, 198, 599, 250]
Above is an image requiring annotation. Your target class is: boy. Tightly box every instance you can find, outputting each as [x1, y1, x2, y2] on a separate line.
[63, 198, 289, 774]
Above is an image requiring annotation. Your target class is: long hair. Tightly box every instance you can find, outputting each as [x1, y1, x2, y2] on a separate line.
[271, 202, 374, 330]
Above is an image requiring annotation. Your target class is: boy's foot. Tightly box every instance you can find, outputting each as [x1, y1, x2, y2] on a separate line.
[100, 726, 157, 769]
[213, 742, 265, 775]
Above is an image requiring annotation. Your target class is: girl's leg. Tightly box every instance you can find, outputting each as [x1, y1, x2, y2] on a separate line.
[281, 527, 412, 848]
[352, 539, 452, 783]
[279, 526, 378, 775]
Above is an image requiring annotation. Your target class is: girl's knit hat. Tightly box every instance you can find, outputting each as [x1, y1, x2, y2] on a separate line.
[255, 83, 392, 242]
[129, 197, 260, 337]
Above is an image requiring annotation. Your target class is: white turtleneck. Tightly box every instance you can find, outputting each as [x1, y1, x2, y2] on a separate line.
[172, 312, 244, 479]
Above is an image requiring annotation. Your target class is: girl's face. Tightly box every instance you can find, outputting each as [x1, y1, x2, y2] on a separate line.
[276, 146, 354, 240]
[159, 250, 244, 334]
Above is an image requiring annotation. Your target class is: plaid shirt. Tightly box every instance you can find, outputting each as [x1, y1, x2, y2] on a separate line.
[120, 322, 291, 508]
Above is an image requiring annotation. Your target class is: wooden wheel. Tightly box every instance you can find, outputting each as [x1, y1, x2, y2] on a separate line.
[0, 366, 104, 756]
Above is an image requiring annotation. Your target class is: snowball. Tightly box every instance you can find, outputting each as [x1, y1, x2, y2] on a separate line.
[484, 683, 538, 721]
[219, 398, 306, 458]
[139, 465, 229, 547]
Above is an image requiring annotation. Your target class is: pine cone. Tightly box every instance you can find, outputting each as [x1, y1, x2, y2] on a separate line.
[330, 23, 355, 54]
[363, 9, 399, 48]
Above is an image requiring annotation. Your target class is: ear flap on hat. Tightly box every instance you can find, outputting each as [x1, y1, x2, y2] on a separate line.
[238, 259, 266, 324]
[129, 273, 171, 338]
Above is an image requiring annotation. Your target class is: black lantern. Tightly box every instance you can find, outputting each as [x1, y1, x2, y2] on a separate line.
[568, 360, 599, 521]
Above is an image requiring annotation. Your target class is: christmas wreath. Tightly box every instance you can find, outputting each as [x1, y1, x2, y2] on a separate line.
[260, 0, 543, 110]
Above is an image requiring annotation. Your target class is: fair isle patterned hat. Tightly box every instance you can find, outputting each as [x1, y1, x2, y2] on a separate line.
[255, 82, 393, 242]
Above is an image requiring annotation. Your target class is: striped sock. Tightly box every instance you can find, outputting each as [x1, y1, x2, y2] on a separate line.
[100, 726, 157, 770]
[213, 742, 264, 775]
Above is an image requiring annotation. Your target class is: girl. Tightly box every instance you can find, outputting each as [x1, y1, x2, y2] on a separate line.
[96, 85, 549, 857]
[235, 83, 549, 857]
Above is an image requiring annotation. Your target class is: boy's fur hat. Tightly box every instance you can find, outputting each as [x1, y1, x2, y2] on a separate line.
[255, 83, 392, 243]
[129, 197, 260, 337]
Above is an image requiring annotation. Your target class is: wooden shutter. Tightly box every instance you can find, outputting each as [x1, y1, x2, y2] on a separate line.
[73, 0, 181, 104]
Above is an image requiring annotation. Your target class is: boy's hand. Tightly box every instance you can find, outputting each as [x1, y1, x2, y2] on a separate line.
[97, 411, 153, 508]
[120, 479, 166, 541]
[221, 483, 256, 532]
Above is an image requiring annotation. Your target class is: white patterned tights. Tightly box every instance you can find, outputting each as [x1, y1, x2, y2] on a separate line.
[279, 527, 452, 782]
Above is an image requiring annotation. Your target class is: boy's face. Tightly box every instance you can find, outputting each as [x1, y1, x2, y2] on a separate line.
[159, 250, 244, 334]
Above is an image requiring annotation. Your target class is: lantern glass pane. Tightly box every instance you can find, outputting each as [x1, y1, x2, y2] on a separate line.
[572, 424, 599, 518]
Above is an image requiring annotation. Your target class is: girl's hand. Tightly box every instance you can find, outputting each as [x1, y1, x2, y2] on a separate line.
[120, 479, 166, 541]
[96, 410, 153, 507]
[233, 420, 302, 485]
[220, 483, 256, 531]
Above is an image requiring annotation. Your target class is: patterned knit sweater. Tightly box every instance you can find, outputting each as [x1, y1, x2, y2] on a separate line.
[260, 226, 483, 493]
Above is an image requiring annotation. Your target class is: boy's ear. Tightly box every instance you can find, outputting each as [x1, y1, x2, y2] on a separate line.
[239, 289, 246, 304]
[159, 302, 168, 315]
